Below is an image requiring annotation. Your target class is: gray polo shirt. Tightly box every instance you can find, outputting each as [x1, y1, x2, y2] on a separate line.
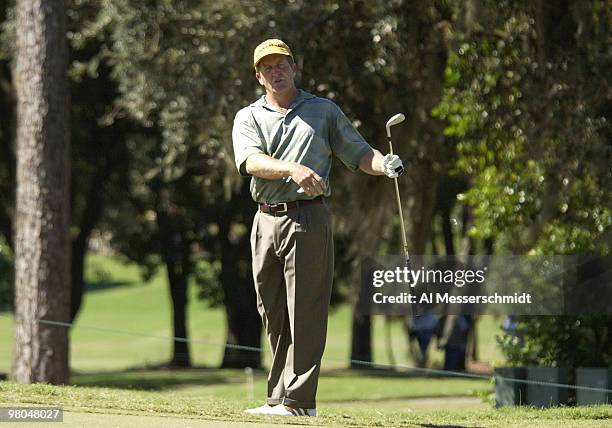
[232, 89, 372, 203]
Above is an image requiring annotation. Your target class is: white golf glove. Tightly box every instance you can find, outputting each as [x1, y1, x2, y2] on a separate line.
[381, 154, 404, 178]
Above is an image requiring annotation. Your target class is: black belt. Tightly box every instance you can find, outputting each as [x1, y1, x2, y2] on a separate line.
[259, 196, 323, 215]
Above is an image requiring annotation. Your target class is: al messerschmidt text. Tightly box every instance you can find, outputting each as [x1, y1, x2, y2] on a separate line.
[373, 292, 532, 305]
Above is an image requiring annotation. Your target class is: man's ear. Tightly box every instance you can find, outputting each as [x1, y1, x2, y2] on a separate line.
[255, 71, 264, 86]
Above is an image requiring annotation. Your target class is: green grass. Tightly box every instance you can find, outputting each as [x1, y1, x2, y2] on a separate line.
[69, 367, 491, 402]
[1, 380, 611, 427]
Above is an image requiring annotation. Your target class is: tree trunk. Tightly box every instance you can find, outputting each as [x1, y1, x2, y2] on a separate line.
[350, 312, 372, 368]
[0, 11, 15, 251]
[167, 268, 190, 367]
[350, 255, 373, 368]
[441, 206, 454, 256]
[70, 157, 112, 322]
[219, 213, 262, 368]
[154, 185, 191, 367]
[12, 0, 70, 384]
[462, 0, 482, 33]
[70, 233, 87, 322]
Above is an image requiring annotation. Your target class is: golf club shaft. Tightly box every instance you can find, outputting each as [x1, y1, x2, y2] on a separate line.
[388, 138, 410, 262]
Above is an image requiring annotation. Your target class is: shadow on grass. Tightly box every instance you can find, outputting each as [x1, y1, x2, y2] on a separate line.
[323, 395, 482, 404]
[85, 280, 133, 292]
[323, 366, 486, 380]
[71, 365, 250, 390]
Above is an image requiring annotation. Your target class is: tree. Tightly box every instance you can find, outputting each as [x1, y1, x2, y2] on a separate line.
[1, 0, 133, 323]
[212, 183, 262, 368]
[65, 0, 132, 322]
[12, 0, 70, 384]
[0, 0, 14, 251]
[0, 0, 14, 313]
[98, 0, 268, 367]
[436, 0, 611, 367]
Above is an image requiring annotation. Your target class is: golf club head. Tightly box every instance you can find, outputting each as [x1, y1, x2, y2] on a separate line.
[386, 113, 406, 138]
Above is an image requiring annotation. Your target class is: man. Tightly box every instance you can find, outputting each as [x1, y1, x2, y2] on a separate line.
[232, 39, 404, 417]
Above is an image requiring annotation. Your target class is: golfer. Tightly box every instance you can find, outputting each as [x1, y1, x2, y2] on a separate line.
[232, 39, 404, 417]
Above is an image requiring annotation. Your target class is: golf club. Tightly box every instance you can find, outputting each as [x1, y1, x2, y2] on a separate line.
[385, 113, 410, 266]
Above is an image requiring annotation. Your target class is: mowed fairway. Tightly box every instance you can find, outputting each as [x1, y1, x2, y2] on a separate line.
[2, 255, 610, 427]
[2, 381, 611, 427]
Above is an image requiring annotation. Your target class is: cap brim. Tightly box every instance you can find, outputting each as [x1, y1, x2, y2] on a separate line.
[254, 48, 292, 68]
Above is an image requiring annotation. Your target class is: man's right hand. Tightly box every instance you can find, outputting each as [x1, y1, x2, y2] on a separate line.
[289, 163, 327, 196]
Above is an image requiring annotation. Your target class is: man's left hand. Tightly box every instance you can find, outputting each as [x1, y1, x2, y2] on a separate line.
[381, 154, 404, 178]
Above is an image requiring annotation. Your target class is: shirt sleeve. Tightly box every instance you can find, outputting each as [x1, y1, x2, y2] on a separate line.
[329, 103, 373, 171]
[232, 107, 265, 176]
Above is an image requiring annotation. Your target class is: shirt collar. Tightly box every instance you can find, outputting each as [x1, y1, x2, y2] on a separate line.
[254, 89, 316, 112]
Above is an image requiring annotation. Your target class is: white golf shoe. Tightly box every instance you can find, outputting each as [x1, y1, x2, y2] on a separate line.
[244, 404, 276, 414]
[267, 405, 316, 417]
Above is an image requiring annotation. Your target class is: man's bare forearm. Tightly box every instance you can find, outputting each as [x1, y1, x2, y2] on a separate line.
[359, 149, 385, 176]
[245, 153, 294, 179]
[245, 153, 327, 196]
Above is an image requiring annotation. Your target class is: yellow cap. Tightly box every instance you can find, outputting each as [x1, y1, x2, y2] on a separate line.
[253, 39, 293, 68]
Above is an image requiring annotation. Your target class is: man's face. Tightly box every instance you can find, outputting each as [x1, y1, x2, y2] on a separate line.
[255, 54, 297, 95]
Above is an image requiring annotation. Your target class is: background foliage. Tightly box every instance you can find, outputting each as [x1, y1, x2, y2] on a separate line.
[0, 0, 610, 368]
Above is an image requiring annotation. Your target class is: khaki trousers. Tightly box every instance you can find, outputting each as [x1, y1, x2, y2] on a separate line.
[250, 199, 334, 409]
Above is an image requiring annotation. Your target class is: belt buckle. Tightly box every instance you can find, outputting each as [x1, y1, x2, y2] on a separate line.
[273, 202, 288, 214]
